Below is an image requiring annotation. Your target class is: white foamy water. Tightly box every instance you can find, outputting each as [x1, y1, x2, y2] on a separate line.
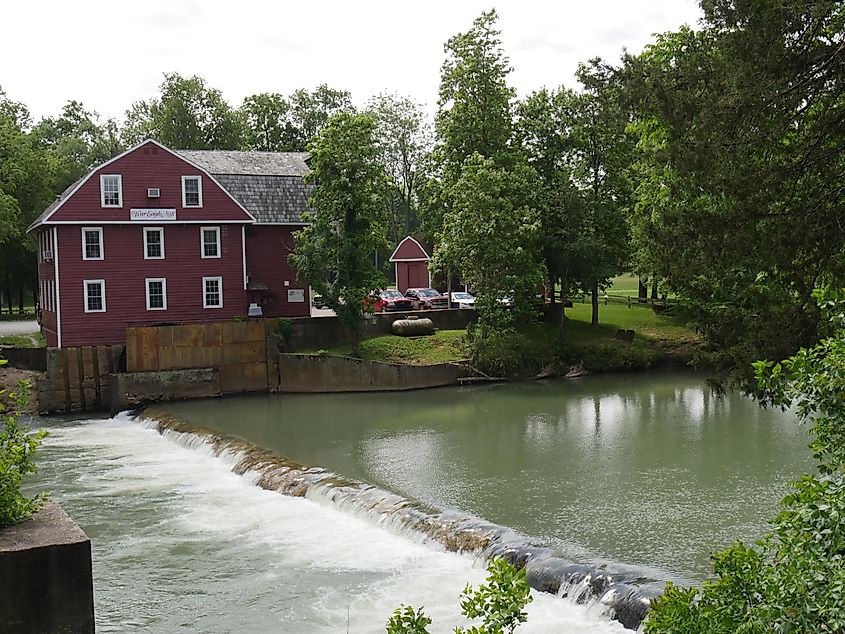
[33, 416, 627, 633]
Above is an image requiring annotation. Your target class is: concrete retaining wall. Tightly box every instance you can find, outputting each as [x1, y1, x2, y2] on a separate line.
[126, 321, 267, 394]
[0, 502, 94, 633]
[275, 353, 472, 392]
[0, 347, 47, 371]
[110, 368, 221, 412]
[37, 345, 124, 415]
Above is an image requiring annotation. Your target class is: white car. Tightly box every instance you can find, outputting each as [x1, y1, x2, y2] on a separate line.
[450, 291, 476, 309]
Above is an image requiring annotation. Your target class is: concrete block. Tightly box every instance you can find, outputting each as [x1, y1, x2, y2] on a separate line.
[0, 502, 94, 634]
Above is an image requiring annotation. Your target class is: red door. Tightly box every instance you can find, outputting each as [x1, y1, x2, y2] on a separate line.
[409, 262, 428, 288]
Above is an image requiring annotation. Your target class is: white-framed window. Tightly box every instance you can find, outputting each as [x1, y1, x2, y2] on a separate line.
[145, 278, 167, 311]
[203, 276, 223, 308]
[81, 227, 104, 260]
[182, 175, 203, 208]
[100, 174, 122, 207]
[200, 226, 220, 258]
[143, 227, 165, 259]
[83, 279, 106, 313]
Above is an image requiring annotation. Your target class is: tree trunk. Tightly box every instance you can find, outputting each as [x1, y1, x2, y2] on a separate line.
[591, 280, 599, 326]
[17, 285, 24, 314]
[4, 270, 11, 314]
[558, 277, 567, 341]
[638, 280, 648, 304]
[651, 281, 659, 301]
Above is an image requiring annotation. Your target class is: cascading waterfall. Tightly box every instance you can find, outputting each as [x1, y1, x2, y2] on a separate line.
[140, 408, 662, 630]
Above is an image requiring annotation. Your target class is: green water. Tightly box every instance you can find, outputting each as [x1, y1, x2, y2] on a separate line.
[160, 370, 812, 582]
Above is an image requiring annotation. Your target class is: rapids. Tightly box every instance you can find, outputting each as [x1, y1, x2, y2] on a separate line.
[30, 415, 628, 633]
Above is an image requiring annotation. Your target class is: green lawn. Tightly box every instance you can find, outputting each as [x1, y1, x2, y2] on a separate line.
[308, 302, 697, 373]
[608, 273, 641, 296]
[305, 329, 470, 365]
[565, 302, 694, 346]
[0, 333, 46, 348]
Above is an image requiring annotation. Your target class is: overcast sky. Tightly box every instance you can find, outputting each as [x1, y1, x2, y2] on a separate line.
[2, 1, 702, 123]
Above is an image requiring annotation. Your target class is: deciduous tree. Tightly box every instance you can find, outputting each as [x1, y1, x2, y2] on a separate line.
[622, 0, 845, 383]
[122, 73, 245, 150]
[288, 112, 390, 355]
[366, 93, 433, 244]
[428, 10, 544, 329]
[240, 92, 294, 152]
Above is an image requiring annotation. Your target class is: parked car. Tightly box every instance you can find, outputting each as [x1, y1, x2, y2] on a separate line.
[370, 289, 414, 313]
[450, 291, 476, 309]
[312, 294, 325, 309]
[405, 288, 449, 310]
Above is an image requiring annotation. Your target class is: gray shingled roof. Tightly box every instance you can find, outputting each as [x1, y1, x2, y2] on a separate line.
[178, 150, 310, 177]
[214, 174, 313, 224]
[178, 150, 312, 223]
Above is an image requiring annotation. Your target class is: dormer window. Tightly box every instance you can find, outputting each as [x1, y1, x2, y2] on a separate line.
[100, 175, 122, 207]
[182, 176, 203, 207]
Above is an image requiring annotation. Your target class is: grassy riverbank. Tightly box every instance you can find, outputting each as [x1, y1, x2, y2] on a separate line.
[311, 303, 698, 375]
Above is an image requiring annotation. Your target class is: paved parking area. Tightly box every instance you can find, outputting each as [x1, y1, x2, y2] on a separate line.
[0, 320, 39, 336]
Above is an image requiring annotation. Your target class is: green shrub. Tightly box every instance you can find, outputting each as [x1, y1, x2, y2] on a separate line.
[558, 339, 663, 373]
[386, 558, 532, 634]
[386, 606, 432, 634]
[270, 318, 294, 352]
[0, 363, 47, 528]
[470, 326, 546, 377]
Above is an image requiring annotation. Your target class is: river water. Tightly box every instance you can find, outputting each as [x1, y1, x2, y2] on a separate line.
[28, 371, 811, 632]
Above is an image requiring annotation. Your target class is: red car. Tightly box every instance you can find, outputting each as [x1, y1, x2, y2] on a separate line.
[405, 287, 449, 310]
[370, 290, 414, 312]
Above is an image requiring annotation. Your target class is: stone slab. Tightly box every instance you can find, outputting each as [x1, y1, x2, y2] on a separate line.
[0, 502, 94, 633]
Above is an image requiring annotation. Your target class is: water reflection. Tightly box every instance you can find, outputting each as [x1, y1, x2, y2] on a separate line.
[160, 370, 811, 580]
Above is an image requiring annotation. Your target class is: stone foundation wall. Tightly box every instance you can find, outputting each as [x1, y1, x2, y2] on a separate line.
[37, 345, 124, 414]
[110, 368, 221, 412]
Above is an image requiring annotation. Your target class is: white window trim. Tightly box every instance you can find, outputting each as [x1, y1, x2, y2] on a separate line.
[83, 279, 106, 313]
[200, 226, 221, 259]
[81, 227, 104, 261]
[182, 175, 203, 208]
[143, 227, 165, 260]
[202, 276, 223, 309]
[145, 278, 168, 311]
[100, 174, 123, 208]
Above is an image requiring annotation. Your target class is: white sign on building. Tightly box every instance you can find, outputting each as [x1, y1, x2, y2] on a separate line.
[287, 289, 305, 303]
[130, 209, 177, 221]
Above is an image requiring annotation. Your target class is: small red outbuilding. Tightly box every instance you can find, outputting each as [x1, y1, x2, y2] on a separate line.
[390, 236, 431, 293]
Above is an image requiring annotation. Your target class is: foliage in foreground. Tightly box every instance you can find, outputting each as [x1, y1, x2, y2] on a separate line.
[386, 558, 532, 634]
[644, 295, 845, 633]
[0, 360, 46, 528]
